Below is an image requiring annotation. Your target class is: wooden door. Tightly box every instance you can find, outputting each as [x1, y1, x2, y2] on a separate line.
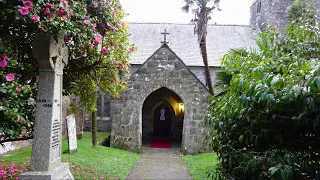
[153, 105, 171, 137]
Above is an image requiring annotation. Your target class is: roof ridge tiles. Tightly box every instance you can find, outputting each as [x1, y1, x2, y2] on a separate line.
[126, 21, 254, 27]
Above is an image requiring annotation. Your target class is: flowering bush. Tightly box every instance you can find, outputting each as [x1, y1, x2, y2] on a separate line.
[0, 0, 135, 143]
[0, 40, 36, 143]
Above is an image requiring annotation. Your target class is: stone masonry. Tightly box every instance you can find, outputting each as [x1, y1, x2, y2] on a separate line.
[250, 0, 320, 32]
[110, 44, 210, 154]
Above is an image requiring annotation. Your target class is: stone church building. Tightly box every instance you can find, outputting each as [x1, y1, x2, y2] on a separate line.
[83, 0, 320, 154]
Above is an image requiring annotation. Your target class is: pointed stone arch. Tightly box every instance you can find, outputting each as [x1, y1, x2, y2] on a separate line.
[110, 45, 211, 154]
[142, 87, 185, 147]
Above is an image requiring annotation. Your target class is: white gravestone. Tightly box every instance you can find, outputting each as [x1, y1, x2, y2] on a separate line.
[20, 34, 74, 180]
[66, 115, 77, 154]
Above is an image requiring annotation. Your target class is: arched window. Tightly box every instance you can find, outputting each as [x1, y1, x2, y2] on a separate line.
[96, 92, 111, 118]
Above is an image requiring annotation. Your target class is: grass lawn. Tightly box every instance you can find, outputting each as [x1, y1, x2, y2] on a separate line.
[0, 132, 141, 179]
[180, 152, 219, 180]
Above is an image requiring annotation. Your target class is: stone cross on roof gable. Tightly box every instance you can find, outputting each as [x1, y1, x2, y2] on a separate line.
[161, 29, 169, 45]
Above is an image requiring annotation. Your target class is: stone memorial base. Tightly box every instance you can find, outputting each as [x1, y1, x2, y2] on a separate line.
[19, 163, 74, 180]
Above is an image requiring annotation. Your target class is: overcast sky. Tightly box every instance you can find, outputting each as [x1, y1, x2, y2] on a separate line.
[120, 0, 255, 25]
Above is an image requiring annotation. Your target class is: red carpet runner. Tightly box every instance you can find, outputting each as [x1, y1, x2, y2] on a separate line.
[150, 139, 171, 148]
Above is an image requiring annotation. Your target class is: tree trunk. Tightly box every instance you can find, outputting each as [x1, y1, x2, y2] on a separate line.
[91, 111, 97, 147]
[200, 35, 214, 95]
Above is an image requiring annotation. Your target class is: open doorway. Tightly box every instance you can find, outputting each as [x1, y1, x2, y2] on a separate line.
[142, 87, 184, 149]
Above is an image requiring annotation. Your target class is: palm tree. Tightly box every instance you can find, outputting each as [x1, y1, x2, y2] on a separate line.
[182, 0, 220, 95]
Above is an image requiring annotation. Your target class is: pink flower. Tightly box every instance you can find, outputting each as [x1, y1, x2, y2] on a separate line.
[131, 47, 135, 52]
[19, 119, 23, 123]
[31, 15, 39, 22]
[94, 35, 101, 44]
[44, 7, 51, 15]
[36, 75, 39, 80]
[16, 87, 21, 92]
[0, 60, 7, 68]
[70, 11, 74, 16]
[102, 47, 108, 53]
[83, 52, 87, 57]
[83, 9, 87, 13]
[19, 7, 29, 16]
[39, 27, 45, 32]
[45, 4, 52, 8]
[90, 44, 95, 49]
[2, 53, 8, 60]
[64, 35, 71, 40]
[91, 3, 97, 8]
[109, 42, 114, 46]
[5, 73, 15, 82]
[109, 79, 114, 83]
[121, 22, 126, 27]
[24, 0, 33, 7]
[83, 19, 90, 24]
[92, 23, 97, 31]
[57, 7, 68, 16]
[61, 7, 68, 12]
[117, 62, 123, 68]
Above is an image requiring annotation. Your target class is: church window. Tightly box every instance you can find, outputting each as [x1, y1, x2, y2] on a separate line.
[96, 92, 111, 118]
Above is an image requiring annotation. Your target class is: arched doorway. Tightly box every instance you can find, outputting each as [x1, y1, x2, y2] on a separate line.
[142, 87, 184, 147]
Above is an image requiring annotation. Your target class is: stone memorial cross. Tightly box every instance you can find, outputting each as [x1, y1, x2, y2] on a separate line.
[20, 34, 74, 180]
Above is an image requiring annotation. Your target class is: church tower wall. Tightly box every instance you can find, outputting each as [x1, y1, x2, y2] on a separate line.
[250, 0, 320, 32]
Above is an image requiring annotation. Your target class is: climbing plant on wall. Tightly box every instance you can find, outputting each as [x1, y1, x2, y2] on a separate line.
[0, 0, 134, 144]
[206, 1, 320, 179]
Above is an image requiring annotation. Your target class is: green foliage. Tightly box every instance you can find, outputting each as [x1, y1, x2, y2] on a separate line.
[206, 2, 320, 179]
[180, 153, 219, 180]
[0, 0, 134, 143]
[286, 0, 316, 23]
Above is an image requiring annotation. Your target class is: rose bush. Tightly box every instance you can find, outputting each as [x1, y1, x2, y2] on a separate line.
[0, 0, 135, 143]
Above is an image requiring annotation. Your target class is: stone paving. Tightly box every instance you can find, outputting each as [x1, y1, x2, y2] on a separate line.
[126, 145, 192, 180]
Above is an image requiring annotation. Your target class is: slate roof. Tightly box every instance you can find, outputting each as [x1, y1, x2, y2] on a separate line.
[128, 22, 259, 67]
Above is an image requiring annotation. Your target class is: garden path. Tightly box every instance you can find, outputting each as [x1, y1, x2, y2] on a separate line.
[126, 145, 192, 180]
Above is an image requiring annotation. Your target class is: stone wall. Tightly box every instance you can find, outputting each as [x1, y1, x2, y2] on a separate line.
[131, 65, 220, 87]
[250, 0, 320, 32]
[110, 45, 210, 154]
[0, 140, 32, 154]
[250, 0, 294, 32]
[83, 114, 111, 132]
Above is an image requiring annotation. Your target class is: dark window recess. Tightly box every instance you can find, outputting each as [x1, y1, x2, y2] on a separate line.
[104, 94, 111, 116]
[257, 0, 261, 14]
[97, 94, 103, 116]
[96, 93, 111, 117]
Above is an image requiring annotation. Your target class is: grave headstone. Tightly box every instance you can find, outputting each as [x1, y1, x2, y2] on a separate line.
[20, 34, 74, 180]
[66, 115, 77, 154]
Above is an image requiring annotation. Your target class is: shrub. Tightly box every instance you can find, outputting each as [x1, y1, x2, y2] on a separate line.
[206, 2, 320, 179]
